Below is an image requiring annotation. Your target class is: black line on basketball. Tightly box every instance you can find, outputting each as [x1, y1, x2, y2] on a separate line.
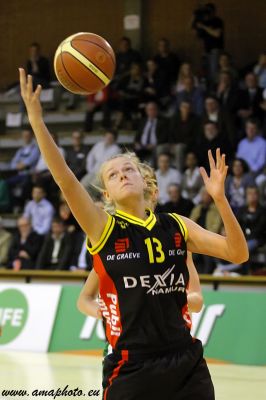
[60, 52, 88, 93]
[64, 51, 106, 85]
[72, 39, 116, 66]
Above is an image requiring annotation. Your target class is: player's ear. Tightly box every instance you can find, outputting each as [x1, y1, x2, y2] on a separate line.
[103, 190, 110, 201]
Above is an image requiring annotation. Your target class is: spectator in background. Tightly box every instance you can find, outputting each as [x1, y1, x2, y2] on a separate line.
[181, 152, 203, 205]
[0, 176, 11, 213]
[65, 131, 87, 180]
[194, 121, 231, 171]
[190, 187, 222, 273]
[26, 42, 51, 89]
[8, 217, 42, 270]
[236, 118, 266, 174]
[225, 158, 255, 215]
[158, 183, 194, 216]
[0, 217, 12, 267]
[23, 185, 54, 235]
[253, 53, 266, 90]
[155, 153, 182, 205]
[8, 130, 40, 209]
[32, 132, 65, 202]
[143, 59, 170, 107]
[153, 38, 179, 87]
[202, 95, 236, 149]
[134, 102, 168, 164]
[36, 217, 73, 270]
[174, 62, 199, 93]
[116, 63, 145, 126]
[238, 186, 266, 259]
[193, 3, 224, 84]
[169, 101, 200, 170]
[255, 165, 266, 207]
[236, 72, 263, 126]
[81, 130, 121, 192]
[216, 71, 238, 114]
[176, 76, 205, 116]
[114, 37, 142, 84]
[215, 52, 238, 84]
[58, 201, 80, 234]
[84, 87, 110, 132]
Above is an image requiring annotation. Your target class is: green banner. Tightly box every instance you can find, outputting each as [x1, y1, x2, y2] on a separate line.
[49, 286, 266, 366]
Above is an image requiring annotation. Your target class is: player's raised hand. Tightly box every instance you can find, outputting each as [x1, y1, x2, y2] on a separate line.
[19, 68, 42, 121]
[199, 148, 228, 202]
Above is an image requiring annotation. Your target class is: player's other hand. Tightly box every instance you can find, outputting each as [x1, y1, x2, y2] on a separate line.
[200, 148, 228, 202]
[19, 68, 43, 121]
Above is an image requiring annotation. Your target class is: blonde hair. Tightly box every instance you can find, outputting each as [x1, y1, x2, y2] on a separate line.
[95, 152, 158, 214]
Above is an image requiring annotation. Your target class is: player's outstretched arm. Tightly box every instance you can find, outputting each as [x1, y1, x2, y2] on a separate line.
[186, 252, 203, 313]
[19, 68, 107, 245]
[77, 269, 101, 318]
[183, 149, 249, 264]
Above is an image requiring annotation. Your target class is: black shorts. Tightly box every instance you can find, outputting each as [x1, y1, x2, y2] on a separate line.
[102, 339, 215, 400]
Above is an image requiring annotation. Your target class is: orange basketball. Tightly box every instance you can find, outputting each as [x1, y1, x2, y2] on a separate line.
[54, 32, 116, 95]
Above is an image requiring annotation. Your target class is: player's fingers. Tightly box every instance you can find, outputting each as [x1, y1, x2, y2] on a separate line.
[199, 166, 208, 184]
[220, 154, 226, 172]
[27, 74, 33, 95]
[19, 68, 27, 96]
[216, 148, 221, 169]
[208, 149, 216, 170]
[34, 84, 42, 99]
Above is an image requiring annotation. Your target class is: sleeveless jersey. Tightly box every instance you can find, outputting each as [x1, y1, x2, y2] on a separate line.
[87, 209, 192, 352]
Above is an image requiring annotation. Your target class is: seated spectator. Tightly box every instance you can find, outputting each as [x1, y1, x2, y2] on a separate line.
[81, 130, 121, 192]
[70, 231, 93, 271]
[225, 158, 255, 215]
[157, 183, 194, 216]
[0, 217, 12, 267]
[193, 121, 231, 171]
[0, 176, 11, 213]
[8, 217, 42, 270]
[58, 201, 80, 234]
[143, 59, 170, 107]
[181, 152, 203, 204]
[155, 153, 182, 205]
[32, 132, 65, 202]
[215, 52, 238, 85]
[236, 72, 263, 126]
[238, 186, 266, 264]
[65, 131, 87, 180]
[169, 101, 200, 170]
[236, 118, 266, 174]
[26, 42, 51, 88]
[253, 53, 266, 89]
[255, 165, 266, 207]
[114, 37, 142, 84]
[216, 71, 238, 114]
[176, 76, 204, 116]
[116, 63, 145, 125]
[23, 185, 54, 235]
[8, 130, 40, 209]
[134, 102, 169, 164]
[190, 187, 222, 273]
[153, 38, 179, 87]
[36, 217, 73, 270]
[202, 95, 236, 149]
[174, 62, 199, 93]
[84, 86, 110, 132]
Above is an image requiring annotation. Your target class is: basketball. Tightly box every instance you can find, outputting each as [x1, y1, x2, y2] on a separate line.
[54, 32, 116, 95]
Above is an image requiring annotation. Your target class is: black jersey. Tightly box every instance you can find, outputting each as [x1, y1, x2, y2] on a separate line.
[87, 209, 192, 353]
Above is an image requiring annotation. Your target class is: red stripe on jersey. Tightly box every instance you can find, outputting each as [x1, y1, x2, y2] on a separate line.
[93, 253, 122, 348]
[104, 351, 129, 400]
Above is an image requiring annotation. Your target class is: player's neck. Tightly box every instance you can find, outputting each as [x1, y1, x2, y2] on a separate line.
[116, 199, 148, 220]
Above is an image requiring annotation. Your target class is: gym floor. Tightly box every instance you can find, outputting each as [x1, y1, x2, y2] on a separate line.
[0, 352, 265, 399]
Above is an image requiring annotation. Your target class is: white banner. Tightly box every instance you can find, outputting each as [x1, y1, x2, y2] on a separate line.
[0, 283, 61, 352]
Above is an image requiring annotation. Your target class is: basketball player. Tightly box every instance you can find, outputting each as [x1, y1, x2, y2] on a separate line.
[19, 69, 248, 400]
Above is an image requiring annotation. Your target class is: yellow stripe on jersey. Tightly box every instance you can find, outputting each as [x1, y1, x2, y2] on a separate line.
[61, 41, 110, 85]
[115, 208, 156, 231]
[168, 213, 188, 242]
[86, 214, 115, 255]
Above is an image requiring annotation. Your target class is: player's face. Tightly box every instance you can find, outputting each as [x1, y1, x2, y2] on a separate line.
[102, 158, 146, 205]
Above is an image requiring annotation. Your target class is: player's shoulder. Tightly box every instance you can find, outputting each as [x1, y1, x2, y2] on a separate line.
[156, 212, 188, 241]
